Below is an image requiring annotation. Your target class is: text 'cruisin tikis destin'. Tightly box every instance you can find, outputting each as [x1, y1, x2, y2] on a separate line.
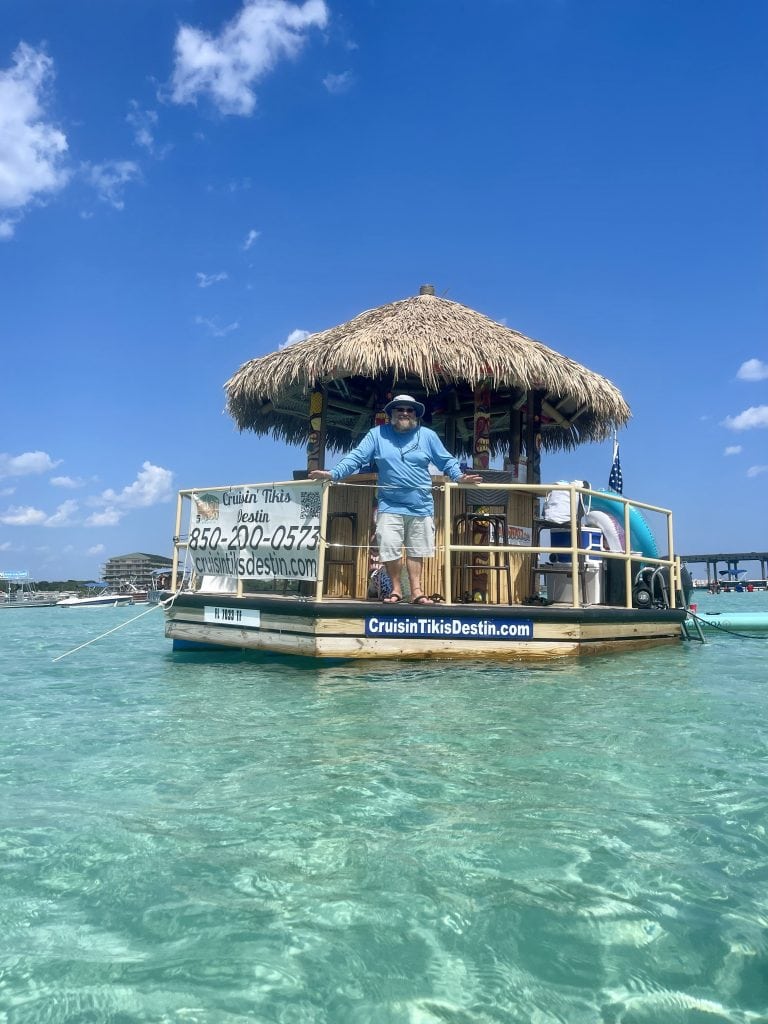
[162, 285, 690, 660]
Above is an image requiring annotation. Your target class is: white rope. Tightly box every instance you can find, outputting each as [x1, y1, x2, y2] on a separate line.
[52, 542, 191, 662]
[52, 602, 163, 662]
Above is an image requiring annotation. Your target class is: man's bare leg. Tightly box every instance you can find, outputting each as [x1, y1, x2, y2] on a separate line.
[406, 555, 433, 603]
[383, 558, 403, 601]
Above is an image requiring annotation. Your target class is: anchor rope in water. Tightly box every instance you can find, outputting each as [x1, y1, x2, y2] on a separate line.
[52, 602, 162, 662]
[52, 550, 191, 662]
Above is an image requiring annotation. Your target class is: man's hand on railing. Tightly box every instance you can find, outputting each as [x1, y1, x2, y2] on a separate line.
[308, 470, 332, 480]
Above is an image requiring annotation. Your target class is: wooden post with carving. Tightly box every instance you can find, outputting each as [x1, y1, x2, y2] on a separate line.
[470, 382, 491, 602]
[306, 387, 326, 472]
[525, 390, 542, 485]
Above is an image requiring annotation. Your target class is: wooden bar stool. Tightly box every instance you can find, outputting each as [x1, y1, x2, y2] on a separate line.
[452, 488, 512, 603]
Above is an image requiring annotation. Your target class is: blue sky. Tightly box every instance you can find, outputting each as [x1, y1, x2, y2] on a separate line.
[1, 0, 766, 581]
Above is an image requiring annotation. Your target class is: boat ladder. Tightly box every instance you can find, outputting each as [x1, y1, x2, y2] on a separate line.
[681, 611, 706, 643]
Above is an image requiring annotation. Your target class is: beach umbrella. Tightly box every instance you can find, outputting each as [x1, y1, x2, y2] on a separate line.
[224, 285, 631, 462]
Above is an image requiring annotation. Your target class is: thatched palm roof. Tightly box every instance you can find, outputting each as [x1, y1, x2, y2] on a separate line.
[225, 289, 630, 456]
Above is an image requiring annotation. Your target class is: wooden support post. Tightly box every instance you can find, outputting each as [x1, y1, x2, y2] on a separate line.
[470, 383, 491, 602]
[443, 482, 453, 604]
[524, 391, 543, 484]
[472, 383, 491, 471]
[504, 400, 523, 477]
[306, 387, 326, 472]
[374, 385, 389, 429]
[509, 403, 522, 466]
[314, 482, 331, 602]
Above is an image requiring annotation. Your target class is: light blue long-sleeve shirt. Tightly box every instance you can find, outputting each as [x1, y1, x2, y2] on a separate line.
[330, 424, 462, 516]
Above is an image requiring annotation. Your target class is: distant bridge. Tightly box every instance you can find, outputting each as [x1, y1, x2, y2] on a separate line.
[681, 551, 768, 581]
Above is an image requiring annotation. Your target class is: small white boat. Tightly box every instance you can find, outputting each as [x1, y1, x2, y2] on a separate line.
[57, 585, 136, 608]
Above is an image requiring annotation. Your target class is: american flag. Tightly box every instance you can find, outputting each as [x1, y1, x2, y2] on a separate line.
[608, 437, 623, 494]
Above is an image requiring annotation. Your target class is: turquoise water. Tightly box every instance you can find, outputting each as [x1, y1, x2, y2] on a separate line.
[2, 594, 768, 1023]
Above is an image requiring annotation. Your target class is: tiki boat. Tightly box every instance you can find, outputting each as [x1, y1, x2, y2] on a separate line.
[163, 286, 687, 659]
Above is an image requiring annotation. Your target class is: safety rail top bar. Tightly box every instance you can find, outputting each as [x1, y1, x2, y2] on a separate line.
[169, 480, 677, 610]
[172, 480, 673, 520]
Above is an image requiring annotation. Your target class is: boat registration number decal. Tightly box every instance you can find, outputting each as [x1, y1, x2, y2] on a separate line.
[204, 605, 261, 628]
[365, 615, 534, 640]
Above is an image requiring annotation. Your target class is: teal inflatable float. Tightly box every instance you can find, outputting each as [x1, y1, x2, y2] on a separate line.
[686, 611, 768, 632]
[587, 491, 659, 559]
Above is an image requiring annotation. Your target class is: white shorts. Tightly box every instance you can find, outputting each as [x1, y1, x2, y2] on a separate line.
[376, 513, 435, 561]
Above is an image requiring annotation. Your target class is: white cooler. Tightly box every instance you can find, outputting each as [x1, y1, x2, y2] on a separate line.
[549, 527, 604, 564]
[546, 565, 604, 605]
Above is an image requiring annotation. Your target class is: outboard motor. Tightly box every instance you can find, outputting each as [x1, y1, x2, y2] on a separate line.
[632, 575, 653, 609]
[632, 566, 673, 609]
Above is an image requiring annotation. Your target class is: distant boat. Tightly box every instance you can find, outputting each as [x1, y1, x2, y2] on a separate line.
[0, 573, 59, 608]
[57, 583, 137, 608]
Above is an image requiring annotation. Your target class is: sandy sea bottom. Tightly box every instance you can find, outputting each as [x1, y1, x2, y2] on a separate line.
[1, 592, 767, 1023]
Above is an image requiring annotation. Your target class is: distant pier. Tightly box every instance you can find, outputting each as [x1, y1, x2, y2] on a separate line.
[681, 551, 768, 588]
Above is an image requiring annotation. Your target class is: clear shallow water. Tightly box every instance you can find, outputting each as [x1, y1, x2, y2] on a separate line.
[2, 594, 768, 1023]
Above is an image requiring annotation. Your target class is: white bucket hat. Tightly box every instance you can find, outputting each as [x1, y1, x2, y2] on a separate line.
[383, 394, 425, 418]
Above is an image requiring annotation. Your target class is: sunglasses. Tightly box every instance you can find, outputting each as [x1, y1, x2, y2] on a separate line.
[393, 406, 415, 413]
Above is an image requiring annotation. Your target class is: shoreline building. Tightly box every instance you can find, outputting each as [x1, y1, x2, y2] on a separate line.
[102, 552, 173, 590]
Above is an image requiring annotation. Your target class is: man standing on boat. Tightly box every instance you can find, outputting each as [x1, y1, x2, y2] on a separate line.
[309, 395, 481, 605]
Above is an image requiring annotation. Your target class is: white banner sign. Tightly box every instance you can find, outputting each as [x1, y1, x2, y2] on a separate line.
[188, 484, 322, 581]
[507, 524, 533, 547]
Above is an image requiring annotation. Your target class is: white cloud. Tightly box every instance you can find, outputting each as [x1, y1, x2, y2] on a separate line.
[0, 505, 47, 526]
[0, 498, 77, 527]
[197, 270, 228, 288]
[722, 406, 768, 431]
[280, 328, 310, 348]
[227, 178, 251, 192]
[242, 228, 260, 250]
[736, 358, 768, 382]
[94, 461, 174, 510]
[51, 475, 84, 488]
[723, 445, 742, 456]
[0, 450, 62, 479]
[0, 43, 69, 237]
[84, 159, 140, 210]
[87, 544, 106, 556]
[85, 507, 124, 527]
[195, 315, 239, 337]
[322, 71, 353, 95]
[84, 463, 172, 527]
[747, 465, 768, 478]
[0, 540, 11, 551]
[0, 486, 15, 496]
[126, 101, 159, 152]
[170, 0, 329, 115]
[44, 500, 79, 527]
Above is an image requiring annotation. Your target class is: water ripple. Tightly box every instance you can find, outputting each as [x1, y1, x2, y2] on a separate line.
[1, 601, 768, 1021]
